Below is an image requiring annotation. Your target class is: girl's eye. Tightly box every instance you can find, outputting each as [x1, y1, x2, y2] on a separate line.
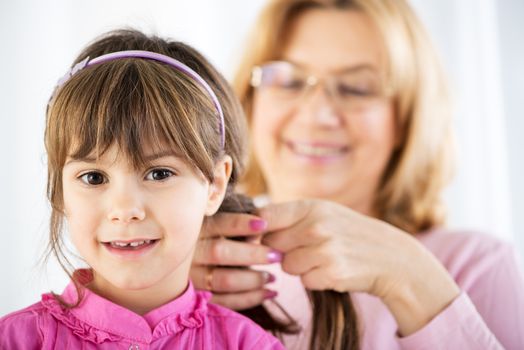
[79, 172, 106, 186]
[146, 169, 174, 181]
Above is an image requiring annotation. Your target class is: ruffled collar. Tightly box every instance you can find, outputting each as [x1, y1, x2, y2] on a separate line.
[41, 270, 212, 344]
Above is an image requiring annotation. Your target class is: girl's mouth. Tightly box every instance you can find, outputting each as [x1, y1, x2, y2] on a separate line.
[102, 239, 160, 258]
[106, 239, 158, 250]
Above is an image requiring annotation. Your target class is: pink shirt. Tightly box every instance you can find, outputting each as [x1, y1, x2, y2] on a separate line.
[265, 229, 524, 349]
[0, 281, 284, 350]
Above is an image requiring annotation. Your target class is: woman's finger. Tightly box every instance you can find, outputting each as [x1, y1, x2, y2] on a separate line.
[193, 237, 282, 266]
[191, 265, 274, 293]
[281, 244, 324, 275]
[210, 289, 278, 310]
[261, 213, 333, 253]
[257, 200, 312, 232]
[300, 266, 332, 291]
[258, 200, 338, 252]
[202, 212, 268, 239]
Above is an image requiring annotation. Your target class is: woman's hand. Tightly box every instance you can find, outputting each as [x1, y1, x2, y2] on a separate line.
[259, 199, 460, 336]
[191, 212, 281, 310]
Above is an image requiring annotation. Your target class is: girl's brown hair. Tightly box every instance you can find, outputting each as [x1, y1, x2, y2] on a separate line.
[44, 29, 296, 333]
[234, 0, 454, 348]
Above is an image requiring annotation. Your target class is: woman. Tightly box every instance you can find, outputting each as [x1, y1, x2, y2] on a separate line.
[191, 0, 524, 348]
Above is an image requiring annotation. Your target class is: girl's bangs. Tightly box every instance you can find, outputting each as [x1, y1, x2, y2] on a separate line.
[50, 60, 218, 176]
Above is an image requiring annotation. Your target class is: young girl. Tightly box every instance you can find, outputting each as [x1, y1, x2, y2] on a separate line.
[0, 29, 284, 349]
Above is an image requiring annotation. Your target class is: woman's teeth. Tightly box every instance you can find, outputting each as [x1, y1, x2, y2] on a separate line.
[291, 143, 346, 157]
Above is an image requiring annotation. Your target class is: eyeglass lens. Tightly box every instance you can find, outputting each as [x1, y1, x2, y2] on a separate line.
[254, 61, 388, 111]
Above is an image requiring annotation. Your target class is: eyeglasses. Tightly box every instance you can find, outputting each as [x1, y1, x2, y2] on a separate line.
[250, 61, 392, 112]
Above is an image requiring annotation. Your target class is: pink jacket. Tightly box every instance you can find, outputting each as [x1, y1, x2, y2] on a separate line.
[0, 281, 284, 350]
[265, 229, 524, 349]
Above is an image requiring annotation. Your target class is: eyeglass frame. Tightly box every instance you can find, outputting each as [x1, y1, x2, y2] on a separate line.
[250, 60, 393, 112]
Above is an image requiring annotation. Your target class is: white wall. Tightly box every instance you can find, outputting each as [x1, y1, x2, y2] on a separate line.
[1, 0, 522, 316]
[498, 0, 524, 267]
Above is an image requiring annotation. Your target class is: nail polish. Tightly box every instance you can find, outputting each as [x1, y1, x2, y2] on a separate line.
[267, 250, 283, 263]
[264, 290, 278, 300]
[249, 219, 267, 231]
[264, 272, 276, 283]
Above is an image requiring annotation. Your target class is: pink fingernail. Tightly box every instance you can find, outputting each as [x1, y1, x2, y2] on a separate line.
[249, 219, 267, 231]
[267, 250, 282, 263]
[264, 290, 278, 300]
[265, 272, 276, 283]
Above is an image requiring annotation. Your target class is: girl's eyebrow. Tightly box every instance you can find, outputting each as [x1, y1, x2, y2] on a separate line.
[143, 151, 181, 161]
[65, 151, 180, 165]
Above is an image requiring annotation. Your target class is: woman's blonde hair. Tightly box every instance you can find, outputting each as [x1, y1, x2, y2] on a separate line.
[234, 0, 454, 234]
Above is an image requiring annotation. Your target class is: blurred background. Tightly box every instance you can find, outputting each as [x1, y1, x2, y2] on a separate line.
[0, 0, 522, 315]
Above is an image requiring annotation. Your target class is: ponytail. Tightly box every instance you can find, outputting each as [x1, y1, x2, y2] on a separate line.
[309, 291, 359, 350]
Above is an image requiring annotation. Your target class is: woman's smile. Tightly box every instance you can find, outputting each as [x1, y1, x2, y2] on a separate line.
[283, 139, 350, 164]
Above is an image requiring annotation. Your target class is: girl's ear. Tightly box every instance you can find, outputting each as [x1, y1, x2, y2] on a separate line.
[205, 155, 233, 216]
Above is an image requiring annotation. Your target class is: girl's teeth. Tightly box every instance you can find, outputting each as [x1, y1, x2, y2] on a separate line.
[110, 240, 152, 248]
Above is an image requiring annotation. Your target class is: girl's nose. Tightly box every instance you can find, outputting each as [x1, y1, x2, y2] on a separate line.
[106, 186, 146, 223]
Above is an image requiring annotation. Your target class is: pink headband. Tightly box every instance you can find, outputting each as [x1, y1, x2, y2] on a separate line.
[51, 50, 225, 149]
